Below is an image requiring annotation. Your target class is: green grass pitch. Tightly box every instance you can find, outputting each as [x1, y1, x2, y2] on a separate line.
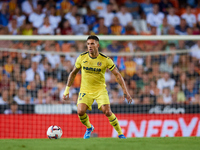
[0, 137, 200, 150]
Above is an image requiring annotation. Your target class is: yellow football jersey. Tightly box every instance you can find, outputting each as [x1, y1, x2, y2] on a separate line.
[75, 51, 115, 92]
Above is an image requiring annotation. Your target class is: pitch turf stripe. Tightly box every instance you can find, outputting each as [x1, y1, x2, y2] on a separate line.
[109, 117, 116, 122]
[109, 65, 115, 70]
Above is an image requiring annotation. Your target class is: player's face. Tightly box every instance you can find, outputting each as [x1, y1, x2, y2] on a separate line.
[87, 39, 99, 54]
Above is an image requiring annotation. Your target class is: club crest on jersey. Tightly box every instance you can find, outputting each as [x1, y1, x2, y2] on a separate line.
[97, 62, 102, 66]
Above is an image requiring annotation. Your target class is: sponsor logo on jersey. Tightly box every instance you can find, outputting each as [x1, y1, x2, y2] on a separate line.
[83, 61, 88, 63]
[83, 66, 101, 73]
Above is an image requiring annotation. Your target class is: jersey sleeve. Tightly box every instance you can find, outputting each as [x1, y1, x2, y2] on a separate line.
[107, 57, 115, 71]
[75, 55, 81, 69]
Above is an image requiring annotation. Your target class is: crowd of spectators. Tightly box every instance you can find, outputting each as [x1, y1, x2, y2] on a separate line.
[0, 0, 200, 106]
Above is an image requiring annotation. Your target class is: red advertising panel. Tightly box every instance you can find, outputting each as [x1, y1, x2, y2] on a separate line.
[1, 114, 200, 138]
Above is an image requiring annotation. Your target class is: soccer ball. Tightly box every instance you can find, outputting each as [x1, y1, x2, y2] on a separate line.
[47, 125, 63, 139]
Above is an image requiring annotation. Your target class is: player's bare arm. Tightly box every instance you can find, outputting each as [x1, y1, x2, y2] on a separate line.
[111, 67, 133, 103]
[62, 67, 80, 100]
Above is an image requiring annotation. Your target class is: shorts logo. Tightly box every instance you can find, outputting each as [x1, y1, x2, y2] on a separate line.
[79, 98, 82, 101]
[97, 62, 102, 66]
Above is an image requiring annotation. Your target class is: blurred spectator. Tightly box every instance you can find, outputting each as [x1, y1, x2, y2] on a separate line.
[92, 17, 108, 35]
[124, 56, 136, 77]
[0, 90, 9, 104]
[25, 61, 45, 82]
[112, 55, 126, 71]
[9, 0, 17, 15]
[186, 62, 199, 78]
[107, 41, 124, 53]
[157, 72, 175, 94]
[190, 41, 200, 60]
[146, 4, 164, 28]
[140, 0, 153, 16]
[8, 18, 19, 35]
[9, 80, 17, 98]
[181, 5, 196, 27]
[83, 7, 96, 30]
[116, 5, 133, 27]
[159, 55, 174, 74]
[178, 72, 187, 91]
[172, 84, 186, 104]
[109, 0, 118, 12]
[42, 1, 51, 15]
[13, 7, 26, 28]
[171, 64, 180, 83]
[184, 79, 198, 103]
[125, 22, 138, 35]
[29, 3, 45, 28]
[90, 0, 107, 15]
[167, 43, 180, 64]
[98, 3, 115, 27]
[34, 89, 45, 104]
[45, 44, 60, 68]
[108, 73, 119, 90]
[140, 85, 156, 104]
[71, 92, 78, 104]
[21, 0, 33, 15]
[167, 6, 180, 27]
[21, 56, 31, 71]
[27, 81, 37, 99]
[187, 0, 196, 8]
[59, 19, 73, 35]
[149, 80, 160, 96]
[158, 87, 173, 104]
[110, 87, 124, 104]
[38, 17, 54, 35]
[49, 6, 61, 29]
[60, 0, 73, 14]
[124, 0, 140, 19]
[177, 40, 187, 50]
[157, 17, 170, 35]
[72, 14, 88, 35]
[0, 2, 9, 26]
[13, 87, 26, 104]
[4, 56, 14, 74]
[159, 0, 173, 14]
[175, 18, 189, 35]
[4, 101, 23, 114]
[0, 73, 10, 91]
[132, 65, 144, 90]
[34, 73, 43, 89]
[22, 22, 33, 35]
[64, 5, 79, 26]
[108, 17, 125, 35]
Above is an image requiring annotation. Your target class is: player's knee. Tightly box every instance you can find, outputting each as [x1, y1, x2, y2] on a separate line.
[102, 109, 112, 117]
[77, 109, 86, 116]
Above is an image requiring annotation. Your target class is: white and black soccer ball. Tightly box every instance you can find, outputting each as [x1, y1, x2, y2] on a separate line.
[47, 125, 63, 139]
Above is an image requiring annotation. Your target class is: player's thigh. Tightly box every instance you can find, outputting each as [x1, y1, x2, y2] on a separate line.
[77, 92, 94, 111]
[95, 90, 110, 110]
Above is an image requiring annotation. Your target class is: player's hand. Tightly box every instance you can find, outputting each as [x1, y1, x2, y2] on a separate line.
[124, 93, 133, 104]
[62, 94, 69, 101]
[63, 86, 70, 101]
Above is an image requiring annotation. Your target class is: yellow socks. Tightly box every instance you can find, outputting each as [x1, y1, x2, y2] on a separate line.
[78, 113, 91, 128]
[108, 113, 123, 135]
